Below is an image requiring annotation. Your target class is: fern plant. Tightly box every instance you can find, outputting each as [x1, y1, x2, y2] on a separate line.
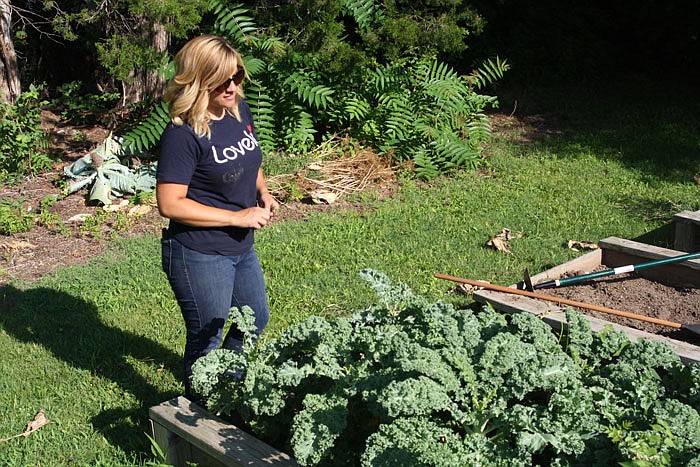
[342, 0, 384, 30]
[122, 101, 170, 153]
[121, 1, 508, 179]
[324, 57, 507, 178]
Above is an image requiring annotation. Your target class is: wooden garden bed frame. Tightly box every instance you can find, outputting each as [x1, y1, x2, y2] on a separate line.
[149, 396, 298, 466]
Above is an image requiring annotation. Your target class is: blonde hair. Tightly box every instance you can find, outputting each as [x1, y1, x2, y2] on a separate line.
[164, 35, 246, 138]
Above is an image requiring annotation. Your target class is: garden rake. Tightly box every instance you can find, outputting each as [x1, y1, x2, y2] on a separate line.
[434, 273, 700, 336]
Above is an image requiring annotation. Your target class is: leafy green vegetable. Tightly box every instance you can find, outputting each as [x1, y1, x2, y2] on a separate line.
[63, 135, 156, 205]
[191, 271, 700, 466]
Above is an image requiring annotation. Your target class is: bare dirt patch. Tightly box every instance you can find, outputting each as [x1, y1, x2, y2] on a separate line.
[0, 113, 398, 286]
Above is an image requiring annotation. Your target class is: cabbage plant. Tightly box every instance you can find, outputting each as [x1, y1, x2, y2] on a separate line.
[63, 134, 156, 205]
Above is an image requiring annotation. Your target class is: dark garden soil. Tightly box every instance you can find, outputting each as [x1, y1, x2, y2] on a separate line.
[2, 107, 699, 349]
[542, 272, 700, 347]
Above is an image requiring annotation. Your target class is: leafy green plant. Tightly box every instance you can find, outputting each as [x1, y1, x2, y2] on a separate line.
[326, 57, 508, 178]
[78, 209, 109, 239]
[0, 195, 67, 236]
[51, 81, 120, 125]
[63, 135, 157, 205]
[122, 101, 171, 153]
[123, 2, 507, 179]
[37, 195, 68, 234]
[109, 210, 134, 238]
[0, 84, 53, 178]
[0, 199, 35, 235]
[192, 271, 700, 466]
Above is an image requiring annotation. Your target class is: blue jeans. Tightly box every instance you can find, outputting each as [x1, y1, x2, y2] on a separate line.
[161, 234, 270, 396]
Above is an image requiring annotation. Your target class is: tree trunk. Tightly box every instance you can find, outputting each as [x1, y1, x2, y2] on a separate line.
[0, 0, 21, 103]
[122, 22, 169, 106]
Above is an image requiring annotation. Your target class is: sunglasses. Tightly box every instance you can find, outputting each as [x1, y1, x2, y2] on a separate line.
[214, 68, 245, 93]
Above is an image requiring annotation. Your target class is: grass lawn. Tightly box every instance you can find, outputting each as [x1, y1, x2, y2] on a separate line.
[1, 76, 699, 465]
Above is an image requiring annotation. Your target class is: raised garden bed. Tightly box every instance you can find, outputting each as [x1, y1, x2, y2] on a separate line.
[473, 236, 700, 364]
[150, 263, 700, 465]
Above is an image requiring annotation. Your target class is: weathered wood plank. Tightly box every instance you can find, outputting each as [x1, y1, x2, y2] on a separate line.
[599, 236, 700, 286]
[527, 249, 602, 281]
[674, 210, 700, 252]
[149, 396, 298, 467]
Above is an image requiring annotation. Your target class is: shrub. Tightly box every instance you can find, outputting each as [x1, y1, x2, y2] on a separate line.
[0, 199, 35, 235]
[0, 84, 53, 178]
[51, 81, 120, 125]
[192, 271, 700, 466]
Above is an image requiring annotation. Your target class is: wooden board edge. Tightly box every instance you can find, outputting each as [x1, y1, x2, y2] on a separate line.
[149, 396, 297, 466]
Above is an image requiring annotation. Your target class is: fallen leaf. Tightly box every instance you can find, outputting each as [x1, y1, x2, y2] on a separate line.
[1, 241, 37, 252]
[310, 190, 339, 205]
[486, 236, 512, 254]
[451, 283, 475, 295]
[485, 228, 523, 254]
[0, 409, 49, 443]
[23, 409, 49, 436]
[128, 205, 152, 217]
[567, 240, 599, 252]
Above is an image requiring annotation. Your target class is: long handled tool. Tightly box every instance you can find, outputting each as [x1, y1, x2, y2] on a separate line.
[520, 251, 700, 291]
[434, 272, 700, 336]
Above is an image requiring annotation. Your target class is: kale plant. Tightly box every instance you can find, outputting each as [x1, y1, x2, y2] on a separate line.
[191, 270, 700, 466]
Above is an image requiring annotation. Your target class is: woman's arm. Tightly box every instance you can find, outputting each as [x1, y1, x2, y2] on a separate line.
[157, 181, 272, 229]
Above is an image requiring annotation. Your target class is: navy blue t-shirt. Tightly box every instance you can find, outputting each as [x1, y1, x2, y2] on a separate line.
[157, 101, 262, 255]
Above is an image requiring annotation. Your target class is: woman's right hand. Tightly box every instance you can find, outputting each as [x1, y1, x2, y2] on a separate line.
[236, 206, 272, 230]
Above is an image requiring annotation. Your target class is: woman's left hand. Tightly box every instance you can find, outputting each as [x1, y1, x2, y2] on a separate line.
[258, 193, 280, 215]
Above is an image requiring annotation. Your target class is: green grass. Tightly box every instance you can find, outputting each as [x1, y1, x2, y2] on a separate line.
[1, 77, 699, 464]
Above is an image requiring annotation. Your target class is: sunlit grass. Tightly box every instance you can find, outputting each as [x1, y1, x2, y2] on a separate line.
[1, 77, 699, 464]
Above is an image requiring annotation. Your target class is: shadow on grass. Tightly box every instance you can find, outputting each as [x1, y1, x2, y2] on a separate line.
[0, 284, 181, 459]
[497, 76, 700, 184]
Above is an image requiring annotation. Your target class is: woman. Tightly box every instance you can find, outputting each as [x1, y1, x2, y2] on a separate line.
[157, 35, 279, 398]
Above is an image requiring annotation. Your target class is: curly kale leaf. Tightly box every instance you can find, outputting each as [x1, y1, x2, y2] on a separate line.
[564, 308, 594, 366]
[475, 303, 509, 341]
[505, 383, 599, 459]
[590, 324, 631, 363]
[259, 315, 335, 365]
[375, 376, 454, 418]
[508, 310, 562, 354]
[359, 268, 421, 313]
[291, 393, 348, 466]
[401, 299, 483, 357]
[663, 362, 700, 408]
[229, 305, 261, 351]
[619, 337, 681, 369]
[240, 315, 347, 417]
[476, 331, 578, 401]
[651, 398, 700, 462]
[588, 339, 681, 419]
[190, 348, 246, 413]
[360, 417, 473, 467]
[385, 341, 461, 391]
